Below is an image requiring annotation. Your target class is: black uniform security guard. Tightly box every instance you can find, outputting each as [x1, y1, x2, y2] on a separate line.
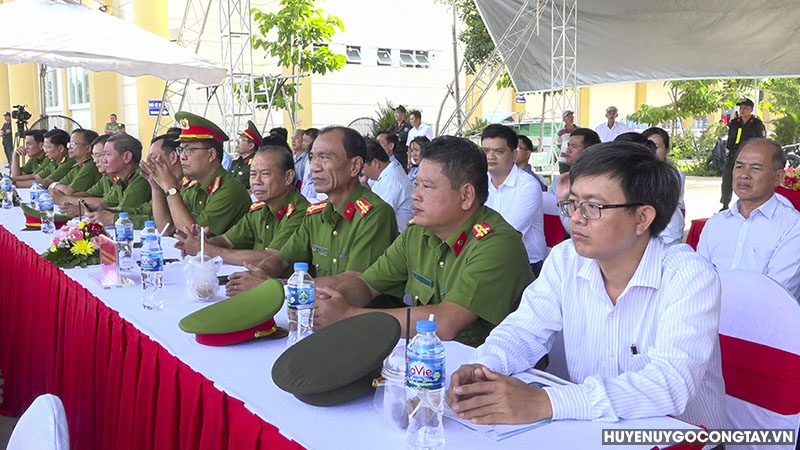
[721, 98, 766, 210]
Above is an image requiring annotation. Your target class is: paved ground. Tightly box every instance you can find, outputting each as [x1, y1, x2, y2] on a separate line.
[683, 175, 732, 236]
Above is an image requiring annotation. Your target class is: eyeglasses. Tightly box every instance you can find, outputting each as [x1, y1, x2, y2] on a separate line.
[557, 199, 643, 220]
[67, 141, 89, 148]
[176, 145, 209, 156]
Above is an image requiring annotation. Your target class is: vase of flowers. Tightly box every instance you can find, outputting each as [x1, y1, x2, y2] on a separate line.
[782, 167, 800, 191]
[42, 220, 109, 268]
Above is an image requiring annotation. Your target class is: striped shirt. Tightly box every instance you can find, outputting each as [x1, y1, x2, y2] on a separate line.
[473, 238, 727, 428]
[697, 193, 800, 299]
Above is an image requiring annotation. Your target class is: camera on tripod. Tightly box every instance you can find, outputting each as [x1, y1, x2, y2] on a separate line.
[11, 105, 31, 123]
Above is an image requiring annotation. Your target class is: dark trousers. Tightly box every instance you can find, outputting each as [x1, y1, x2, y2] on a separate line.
[3, 142, 11, 166]
[720, 147, 738, 207]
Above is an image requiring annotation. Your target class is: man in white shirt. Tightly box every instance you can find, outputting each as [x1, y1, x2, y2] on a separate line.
[363, 138, 413, 232]
[405, 110, 434, 146]
[447, 141, 726, 430]
[482, 124, 546, 276]
[596, 106, 632, 142]
[551, 128, 601, 234]
[300, 128, 327, 203]
[698, 138, 800, 298]
[291, 128, 307, 184]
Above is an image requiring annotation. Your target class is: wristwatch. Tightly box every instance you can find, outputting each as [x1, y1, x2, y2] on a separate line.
[166, 187, 178, 197]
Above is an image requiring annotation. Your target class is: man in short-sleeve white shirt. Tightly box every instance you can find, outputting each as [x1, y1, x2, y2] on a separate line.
[406, 110, 434, 146]
[596, 106, 631, 142]
[698, 138, 800, 299]
[363, 139, 413, 232]
[481, 124, 545, 276]
[447, 141, 726, 430]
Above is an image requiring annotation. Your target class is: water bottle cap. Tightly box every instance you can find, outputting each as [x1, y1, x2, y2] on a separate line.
[144, 220, 155, 227]
[293, 262, 309, 272]
[119, 212, 129, 218]
[144, 234, 158, 241]
[415, 320, 436, 333]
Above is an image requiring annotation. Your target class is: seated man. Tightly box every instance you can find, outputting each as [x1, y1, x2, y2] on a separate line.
[54, 134, 112, 215]
[698, 138, 800, 298]
[175, 145, 308, 267]
[33, 129, 75, 188]
[225, 126, 398, 295]
[10, 130, 46, 188]
[515, 135, 548, 191]
[229, 120, 261, 188]
[49, 129, 101, 195]
[363, 138, 414, 232]
[447, 142, 726, 430]
[552, 128, 602, 233]
[148, 112, 251, 237]
[314, 136, 534, 347]
[482, 124, 546, 276]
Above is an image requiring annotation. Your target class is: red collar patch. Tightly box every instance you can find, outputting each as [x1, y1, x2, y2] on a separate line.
[472, 222, 493, 240]
[59, 155, 67, 164]
[286, 202, 295, 218]
[451, 231, 468, 257]
[275, 204, 287, 221]
[343, 201, 356, 221]
[306, 201, 327, 215]
[181, 176, 197, 189]
[250, 201, 265, 212]
[206, 176, 221, 194]
[355, 198, 373, 217]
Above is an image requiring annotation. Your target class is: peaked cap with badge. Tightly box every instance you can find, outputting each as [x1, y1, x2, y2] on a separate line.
[239, 120, 262, 147]
[175, 111, 229, 143]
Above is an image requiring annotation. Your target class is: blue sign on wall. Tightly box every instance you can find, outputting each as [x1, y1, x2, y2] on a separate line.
[148, 100, 168, 117]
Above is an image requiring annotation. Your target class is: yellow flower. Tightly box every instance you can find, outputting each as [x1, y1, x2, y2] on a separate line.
[70, 239, 95, 257]
[78, 221, 86, 229]
[50, 246, 57, 252]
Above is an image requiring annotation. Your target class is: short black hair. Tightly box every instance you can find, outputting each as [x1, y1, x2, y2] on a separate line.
[90, 133, 110, 148]
[107, 134, 143, 164]
[377, 131, 399, 150]
[410, 110, 421, 120]
[420, 136, 489, 205]
[570, 128, 601, 148]
[260, 134, 290, 150]
[518, 135, 534, 152]
[410, 136, 430, 148]
[395, 105, 406, 114]
[25, 129, 45, 143]
[740, 137, 786, 171]
[303, 128, 320, 140]
[569, 141, 679, 236]
[256, 145, 295, 172]
[118, 123, 126, 129]
[44, 129, 70, 148]
[364, 138, 390, 163]
[166, 127, 182, 135]
[614, 132, 657, 153]
[151, 133, 180, 155]
[269, 127, 288, 140]
[72, 129, 99, 146]
[641, 127, 670, 150]
[319, 126, 367, 160]
[480, 123, 518, 150]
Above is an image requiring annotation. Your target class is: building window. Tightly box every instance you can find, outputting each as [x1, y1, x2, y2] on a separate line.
[67, 67, 90, 108]
[44, 67, 62, 112]
[377, 48, 392, 66]
[414, 51, 430, 68]
[400, 50, 431, 69]
[345, 45, 361, 64]
[399, 50, 416, 67]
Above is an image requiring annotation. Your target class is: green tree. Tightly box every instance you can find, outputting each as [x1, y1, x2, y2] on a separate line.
[627, 80, 724, 132]
[251, 0, 346, 118]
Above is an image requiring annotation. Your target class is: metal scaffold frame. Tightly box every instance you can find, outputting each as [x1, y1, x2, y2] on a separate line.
[217, 0, 255, 147]
[548, 0, 578, 164]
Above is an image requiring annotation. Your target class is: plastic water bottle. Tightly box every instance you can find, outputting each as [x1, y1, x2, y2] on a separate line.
[1, 175, 12, 209]
[140, 234, 165, 310]
[39, 192, 55, 234]
[114, 212, 135, 271]
[286, 262, 315, 347]
[406, 320, 446, 450]
[140, 220, 158, 245]
[29, 181, 43, 209]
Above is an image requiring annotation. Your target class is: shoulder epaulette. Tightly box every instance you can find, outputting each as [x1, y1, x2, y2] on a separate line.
[355, 198, 373, 217]
[181, 176, 197, 189]
[306, 201, 328, 215]
[250, 201, 265, 212]
[286, 202, 295, 218]
[206, 175, 221, 194]
[59, 155, 67, 164]
[471, 222, 493, 240]
[407, 218, 416, 226]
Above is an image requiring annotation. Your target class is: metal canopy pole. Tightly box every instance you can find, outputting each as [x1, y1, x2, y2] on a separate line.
[218, 0, 255, 150]
[548, 0, 578, 165]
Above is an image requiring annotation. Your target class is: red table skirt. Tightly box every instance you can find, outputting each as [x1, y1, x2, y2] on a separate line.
[0, 226, 303, 450]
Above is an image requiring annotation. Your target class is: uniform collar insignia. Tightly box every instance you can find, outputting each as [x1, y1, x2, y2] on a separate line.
[471, 222, 493, 240]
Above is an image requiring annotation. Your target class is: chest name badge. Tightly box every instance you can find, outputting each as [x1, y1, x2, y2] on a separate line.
[311, 245, 329, 257]
[411, 271, 433, 287]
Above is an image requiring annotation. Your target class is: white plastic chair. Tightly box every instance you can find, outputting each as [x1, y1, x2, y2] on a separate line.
[719, 270, 800, 450]
[6, 394, 69, 450]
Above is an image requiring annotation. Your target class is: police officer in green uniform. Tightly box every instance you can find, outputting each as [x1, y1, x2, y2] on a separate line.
[314, 136, 534, 347]
[53, 135, 112, 215]
[175, 145, 308, 270]
[147, 111, 251, 237]
[33, 129, 75, 188]
[10, 130, 46, 188]
[50, 129, 102, 194]
[229, 120, 261, 189]
[225, 126, 398, 295]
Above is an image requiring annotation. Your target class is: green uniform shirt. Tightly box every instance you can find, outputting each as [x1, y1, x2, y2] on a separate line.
[59, 157, 101, 192]
[47, 156, 76, 182]
[224, 189, 309, 250]
[278, 183, 398, 277]
[33, 157, 57, 178]
[228, 154, 254, 189]
[104, 167, 152, 214]
[363, 206, 534, 347]
[85, 175, 113, 197]
[180, 167, 251, 236]
[21, 154, 46, 175]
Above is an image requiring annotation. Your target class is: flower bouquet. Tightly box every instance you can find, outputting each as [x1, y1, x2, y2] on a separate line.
[42, 220, 109, 268]
[782, 167, 800, 191]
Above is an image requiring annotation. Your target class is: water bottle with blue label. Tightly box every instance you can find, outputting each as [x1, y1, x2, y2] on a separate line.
[140, 234, 164, 310]
[140, 220, 158, 245]
[29, 181, 43, 209]
[114, 212, 135, 271]
[38, 192, 55, 234]
[286, 262, 315, 347]
[1, 175, 13, 209]
[406, 319, 446, 450]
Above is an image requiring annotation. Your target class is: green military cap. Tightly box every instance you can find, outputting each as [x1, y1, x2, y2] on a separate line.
[272, 312, 401, 406]
[20, 203, 71, 230]
[175, 111, 229, 143]
[240, 120, 262, 147]
[179, 278, 286, 346]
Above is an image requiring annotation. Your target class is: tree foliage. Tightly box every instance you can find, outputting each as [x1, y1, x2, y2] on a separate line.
[251, 0, 346, 113]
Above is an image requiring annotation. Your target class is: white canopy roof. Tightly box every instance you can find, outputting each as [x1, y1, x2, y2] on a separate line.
[0, 0, 227, 84]
[475, 0, 800, 93]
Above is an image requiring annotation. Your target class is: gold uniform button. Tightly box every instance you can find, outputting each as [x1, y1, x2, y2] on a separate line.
[198, 200, 203, 205]
[439, 261, 444, 268]
[414, 295, 419, 301]
[332, 230, 338, 237]
[332, 258, 338, 264]
[315, 263, 320, 269]
[237, 171, 243, 176]
[265, 225, 270, 230]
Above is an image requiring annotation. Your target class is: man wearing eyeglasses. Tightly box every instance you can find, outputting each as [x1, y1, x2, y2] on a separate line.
[53, 134, 112, 215]
[229, 120, 261, 189]
[32, 129, 75, 188]
[448, 142, 726, 431]
[49, 129, 102, 195]
[145, 112, 251, 237]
